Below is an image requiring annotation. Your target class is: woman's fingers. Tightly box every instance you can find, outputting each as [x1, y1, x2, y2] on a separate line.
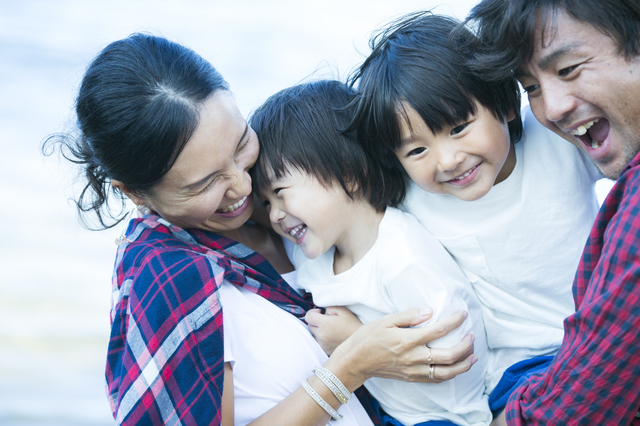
[424, 353, 478, 383]
[429, 334, 475, 365]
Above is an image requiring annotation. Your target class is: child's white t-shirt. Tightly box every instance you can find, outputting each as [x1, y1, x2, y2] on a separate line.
[292, 207, 491, 426]
[220, 277, 374, 426]
[401, 107, 601, 392]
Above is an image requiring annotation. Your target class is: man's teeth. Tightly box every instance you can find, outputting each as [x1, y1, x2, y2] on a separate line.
[570, 119, 599, 136]
[220, 196, 247, 213]
[591, 140, 601, 149]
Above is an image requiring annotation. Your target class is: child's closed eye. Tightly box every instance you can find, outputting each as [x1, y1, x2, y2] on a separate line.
[451, 123, 468, 135]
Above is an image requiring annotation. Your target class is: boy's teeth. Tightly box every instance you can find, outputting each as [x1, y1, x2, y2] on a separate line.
[220, 196, 247, 213]
[454, 165, 476, 180]
[289, 225, 303, 236]
[570, 119, 599, 136]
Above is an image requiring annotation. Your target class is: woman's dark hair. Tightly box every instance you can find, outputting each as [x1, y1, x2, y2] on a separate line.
[250, 80, 394, 212]
[347, 11, 522, 204]
[44, 33, 229, 229]
[466, 0, 640, 82]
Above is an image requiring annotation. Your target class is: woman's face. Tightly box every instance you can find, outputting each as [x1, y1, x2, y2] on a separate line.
[145, 90, 259, 234]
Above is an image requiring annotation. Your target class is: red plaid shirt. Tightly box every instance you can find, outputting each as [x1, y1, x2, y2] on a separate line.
[506, 152, 640, 425]
[105, 216, 312, 425]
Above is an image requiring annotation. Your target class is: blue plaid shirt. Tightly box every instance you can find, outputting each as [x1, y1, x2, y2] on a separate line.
[105, 216, 312, 425]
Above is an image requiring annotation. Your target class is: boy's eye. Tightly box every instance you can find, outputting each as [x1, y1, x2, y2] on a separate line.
[273, 187, 283, 195]
[451, 123, 468, 135]
[407, 147, 426, 156]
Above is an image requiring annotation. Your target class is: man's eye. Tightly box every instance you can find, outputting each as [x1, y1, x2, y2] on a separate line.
[407, 147, 426, 156]
[451, 123, 468, 135]
[558, 65, 578, 77]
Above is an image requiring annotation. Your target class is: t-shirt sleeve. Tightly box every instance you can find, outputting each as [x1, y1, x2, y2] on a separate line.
[384, 254, 476, 350]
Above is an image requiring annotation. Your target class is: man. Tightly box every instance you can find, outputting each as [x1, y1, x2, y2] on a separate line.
[466, 0, 640, 425]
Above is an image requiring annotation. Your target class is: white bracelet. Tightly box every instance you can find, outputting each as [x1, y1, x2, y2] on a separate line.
[312, 368, 350, 404]
[302, 379, 343, 421]
[312, 367, 352, 402]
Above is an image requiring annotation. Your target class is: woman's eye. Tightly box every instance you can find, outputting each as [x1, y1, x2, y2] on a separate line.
[201, 177, 218, 192]
[451, 123, 468, 135]
[407, 147, 426, 156]
[523, 84, 540, 94]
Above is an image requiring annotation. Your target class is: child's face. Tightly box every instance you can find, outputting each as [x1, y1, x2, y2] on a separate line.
[395, 102, 516, 201]
[258, 166, 354, 260]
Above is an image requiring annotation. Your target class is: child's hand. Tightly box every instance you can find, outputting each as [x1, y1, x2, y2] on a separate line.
[305, 306, 362, 355]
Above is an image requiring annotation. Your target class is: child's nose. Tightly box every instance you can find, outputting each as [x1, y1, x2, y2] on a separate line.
[269, 204, 286, 223]
[437, 149, 464, 172]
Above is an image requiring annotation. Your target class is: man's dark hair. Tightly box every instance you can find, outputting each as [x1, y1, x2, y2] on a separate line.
[466, 0, 640, 81]
[250, 80, 392, 212]
[348, 11, 522, 204]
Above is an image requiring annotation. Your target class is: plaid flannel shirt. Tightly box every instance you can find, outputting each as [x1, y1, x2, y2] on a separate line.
[506, 151, 640, 425]
[105, 216, 313, 425]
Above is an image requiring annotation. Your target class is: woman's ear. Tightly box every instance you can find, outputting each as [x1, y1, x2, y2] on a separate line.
[111, 179, 146, 206]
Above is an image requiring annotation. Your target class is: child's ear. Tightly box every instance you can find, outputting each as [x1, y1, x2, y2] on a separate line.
[507, 108, 517, 122]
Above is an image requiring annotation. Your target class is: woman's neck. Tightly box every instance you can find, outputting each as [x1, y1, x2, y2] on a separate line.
[333, 204, 385, 275]
[219, 223, 294, 274]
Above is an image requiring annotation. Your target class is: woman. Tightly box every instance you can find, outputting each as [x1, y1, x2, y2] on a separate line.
[50, 33, 476, 425]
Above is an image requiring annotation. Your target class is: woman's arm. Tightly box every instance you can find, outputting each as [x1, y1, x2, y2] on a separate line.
[307, 307, 476, 381]
[222, 308, 475, 426]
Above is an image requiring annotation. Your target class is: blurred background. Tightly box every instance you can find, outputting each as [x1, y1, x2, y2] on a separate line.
[0, 1, 613, 425]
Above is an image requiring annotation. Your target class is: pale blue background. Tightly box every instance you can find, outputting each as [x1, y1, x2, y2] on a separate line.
[0, 1, 612, 425]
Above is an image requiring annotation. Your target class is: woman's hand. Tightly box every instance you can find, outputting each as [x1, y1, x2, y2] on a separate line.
[324, 308, 477, 392]
[305, 307, 363, 355]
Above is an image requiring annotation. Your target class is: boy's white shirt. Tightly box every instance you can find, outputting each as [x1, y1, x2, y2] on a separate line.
[401, 106, 602, 392]
[291, 207, 491, 426]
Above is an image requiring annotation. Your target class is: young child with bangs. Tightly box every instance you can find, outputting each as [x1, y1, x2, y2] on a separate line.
[347, 11, 602, 415]
[250, 79, 491, 426]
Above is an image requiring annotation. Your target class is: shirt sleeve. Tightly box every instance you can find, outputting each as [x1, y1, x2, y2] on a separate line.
[384, 253, 476, 350]
[107, 246, 226, 426]
[505, 171, 640, 425]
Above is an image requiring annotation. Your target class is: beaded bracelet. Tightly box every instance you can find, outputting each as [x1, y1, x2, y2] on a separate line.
[312, 367, 352, 403]
[302, 379, 343, 421]
[312, 367, 351, 404]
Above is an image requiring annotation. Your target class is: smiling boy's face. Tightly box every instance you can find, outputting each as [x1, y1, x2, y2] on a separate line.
[395, 101, 516, 201]
[516, 9, 640, 179]
[258, 166, 355, 260]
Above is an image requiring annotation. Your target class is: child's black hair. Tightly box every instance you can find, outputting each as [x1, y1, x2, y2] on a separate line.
[250, 80, 396, 212]
[347, 11, 523, 202]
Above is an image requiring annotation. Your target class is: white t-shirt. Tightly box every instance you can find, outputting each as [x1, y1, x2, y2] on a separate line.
[219, 278, 374, 426]
[401, 107, 601, 392]
[292, 207, 491, 426]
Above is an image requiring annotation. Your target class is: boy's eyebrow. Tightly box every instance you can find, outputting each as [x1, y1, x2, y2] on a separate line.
[400, 134, 416, 147]
[184, 123, 249, 191]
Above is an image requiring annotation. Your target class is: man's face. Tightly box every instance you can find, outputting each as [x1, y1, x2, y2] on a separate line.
[516, 9, 640, 179]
